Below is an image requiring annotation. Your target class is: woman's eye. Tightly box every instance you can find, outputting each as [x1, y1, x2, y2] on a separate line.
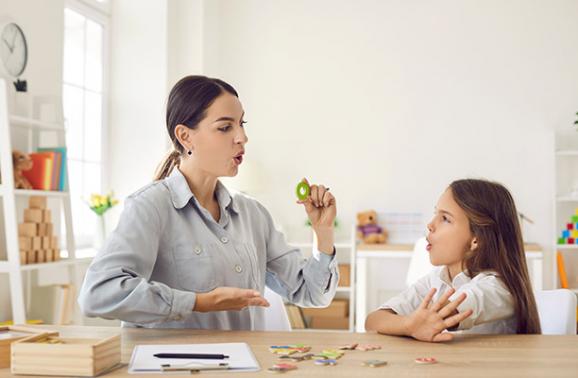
[218, 125, 232, 132]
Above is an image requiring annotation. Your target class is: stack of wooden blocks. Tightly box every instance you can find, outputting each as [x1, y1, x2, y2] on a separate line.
[17, 196, 60, 265]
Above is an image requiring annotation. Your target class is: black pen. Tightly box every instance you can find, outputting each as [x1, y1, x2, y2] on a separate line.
[153, 353, 229, 360]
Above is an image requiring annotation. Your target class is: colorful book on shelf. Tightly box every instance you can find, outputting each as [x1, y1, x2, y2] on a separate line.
[556, 251, 569, 289]
[38, 147, 67, 191]
[22, 153, 53, 190]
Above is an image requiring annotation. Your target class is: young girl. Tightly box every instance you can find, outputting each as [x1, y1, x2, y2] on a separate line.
[365, 179, 541, 341]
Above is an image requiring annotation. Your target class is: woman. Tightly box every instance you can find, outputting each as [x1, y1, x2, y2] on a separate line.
[78, 75, 339, 329]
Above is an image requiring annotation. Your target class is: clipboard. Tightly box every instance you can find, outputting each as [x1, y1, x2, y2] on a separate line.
[128, 342, 260, 374]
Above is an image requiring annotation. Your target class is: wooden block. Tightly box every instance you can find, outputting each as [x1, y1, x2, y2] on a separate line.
[42, 209, 52, 223]
[37, 223, 48, 237]
[18, 223, 37, 237]
[41, 236, 51, 249]
[27, 250, 36, 264]
[53, 249, 61, 261]
[46, 223, 53, 236]
[23, 209, 43, 223]
[19, 252, 27, 265]
[29, 196, 47, 209]
[18, 236, 32, 251]
[11, 333, 121, 376]
[45, 250, 54, 262]
[37, 250, 46, 263]
[32, 237, 42, 250]
[51, 236, 59, 249]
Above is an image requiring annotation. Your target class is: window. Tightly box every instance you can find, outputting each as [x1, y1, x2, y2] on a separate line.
[62, 1, 109, 249]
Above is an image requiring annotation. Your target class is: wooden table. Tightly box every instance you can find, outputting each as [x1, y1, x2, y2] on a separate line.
[2, 325, 577, 377]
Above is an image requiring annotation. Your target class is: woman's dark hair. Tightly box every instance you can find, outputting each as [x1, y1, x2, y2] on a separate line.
[450, 179, 541, 334]
[153, 75, 239, 180]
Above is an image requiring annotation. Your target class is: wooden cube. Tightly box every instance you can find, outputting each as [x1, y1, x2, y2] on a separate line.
[18, 236, 32, 251]
[19, 252, 27, 265]
[45, 250, 54, 262]
[11, 333, 121, 376]
[46, 223, 54, 236]
[37, 250, 46, 263]
[42, 236, 51, 249]
[0, 327, 52, 369]
[28, 196, 47, 209]
[18, 223, 37, 237]
[27, 250, 36, 264]
[37, 223, 47, 237]
[42, 209, 52, 223]
[23, 209, 43, 223]
[53, 249, 61, 261]
[32, 237, 42, 250]
[51, 236, 59, 249]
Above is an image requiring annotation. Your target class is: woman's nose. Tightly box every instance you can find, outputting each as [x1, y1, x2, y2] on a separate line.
[235, 128, 248, 145]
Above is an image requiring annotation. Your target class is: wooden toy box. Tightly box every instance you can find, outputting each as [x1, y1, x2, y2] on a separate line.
[0, 326, 49, 369]
[11, 332, 121, 376]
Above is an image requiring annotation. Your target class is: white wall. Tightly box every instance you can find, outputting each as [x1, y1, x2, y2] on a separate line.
[0, 0, 65, 322]
[199, 0, 578, 288]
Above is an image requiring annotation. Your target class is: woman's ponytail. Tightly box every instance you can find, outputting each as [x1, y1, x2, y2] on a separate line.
[154, 149, 181, 181]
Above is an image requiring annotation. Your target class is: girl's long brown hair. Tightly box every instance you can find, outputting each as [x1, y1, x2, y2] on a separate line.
[450, 179, 541, 334]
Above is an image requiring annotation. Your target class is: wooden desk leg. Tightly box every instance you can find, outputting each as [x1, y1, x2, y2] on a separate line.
[355, 257, 368, 333]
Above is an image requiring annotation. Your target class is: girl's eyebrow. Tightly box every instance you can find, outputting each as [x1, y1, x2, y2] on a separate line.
[435, 207, 454, 217]
[213, 112, 245, 124]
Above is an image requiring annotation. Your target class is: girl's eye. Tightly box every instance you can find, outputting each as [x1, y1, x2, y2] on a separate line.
[442, 215, 450, 223]
[218, 125, 232, 132]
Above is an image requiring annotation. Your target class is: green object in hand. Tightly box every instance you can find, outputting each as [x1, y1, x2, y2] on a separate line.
[296, 181, 310, 201]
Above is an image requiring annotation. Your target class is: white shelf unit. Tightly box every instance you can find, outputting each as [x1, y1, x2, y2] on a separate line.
[0, 79, 78, 324]
[288, 227, 356, 332]
[554, 132, 578, 293]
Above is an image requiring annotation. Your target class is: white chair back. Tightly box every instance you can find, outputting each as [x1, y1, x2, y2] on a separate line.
[263, 286, 291, 331]
[535, 289, 577, 335]
[406, 236, 434, 287]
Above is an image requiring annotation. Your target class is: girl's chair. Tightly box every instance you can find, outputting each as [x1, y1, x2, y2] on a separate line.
[263, 286, 292, 331]
[534, 289, 577, 335]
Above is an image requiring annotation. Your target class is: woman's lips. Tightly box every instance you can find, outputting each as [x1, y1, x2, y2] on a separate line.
[233, 155, 243, 165]
[426, 243, 432, 252]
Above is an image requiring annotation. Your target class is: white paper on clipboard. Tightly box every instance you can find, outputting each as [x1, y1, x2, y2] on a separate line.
[128, 342, 260, 373]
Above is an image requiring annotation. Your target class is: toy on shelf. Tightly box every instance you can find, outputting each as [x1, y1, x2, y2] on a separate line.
[557, 208, 578, 245]
[11, 150, 33, 189]
[356, 210, 388, 244]
[17, 196, 60, 264]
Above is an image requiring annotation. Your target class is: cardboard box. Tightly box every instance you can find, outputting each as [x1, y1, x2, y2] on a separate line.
[301, 299, 349, 318]
[37, 223, 47, 237]
[53, 249, 61, 261]
[338, 264, 350, 287]
[19, 252, 27, 265]
[36, 250, 46, 263]
[11, 332, 121, 376]
[18, 236, 32, 251]
[27, 250, 36, 264]
[28, 196, 47, 209]
[309, 316, 349, 330]
[18, 223, 37, 237]
[23, 209, 43, 223]
[52, 236, 58, 249]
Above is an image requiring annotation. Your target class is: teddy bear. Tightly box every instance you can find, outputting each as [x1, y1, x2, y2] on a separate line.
[356, 210, 388, 244]
[12, 150, 34, 189]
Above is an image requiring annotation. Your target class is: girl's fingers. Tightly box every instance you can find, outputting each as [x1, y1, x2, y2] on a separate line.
[322, 190, 334, 207]
[432, 332, 454, 343]
[430, 288, 455, 312]
[418, 288, 437, 310]
[438, 292, 467, 319]
[443, 308, 473, 329]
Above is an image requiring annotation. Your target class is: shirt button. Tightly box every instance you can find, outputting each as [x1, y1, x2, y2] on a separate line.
[221, 236, 229, 244]
[235, 265, 243, 273]
[194, 246, 202, 255]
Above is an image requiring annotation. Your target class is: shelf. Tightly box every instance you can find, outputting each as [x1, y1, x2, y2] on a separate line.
[557, 196, 578, 203]
[0, 258, 91, 273]
[289, 242, 353, 249]
[336, 287, 351, 293]
[9, 115, 64, 131]
[0, 187, 69, 198]
[555, 150, 578, 156]
[557, 244, 578, 250]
